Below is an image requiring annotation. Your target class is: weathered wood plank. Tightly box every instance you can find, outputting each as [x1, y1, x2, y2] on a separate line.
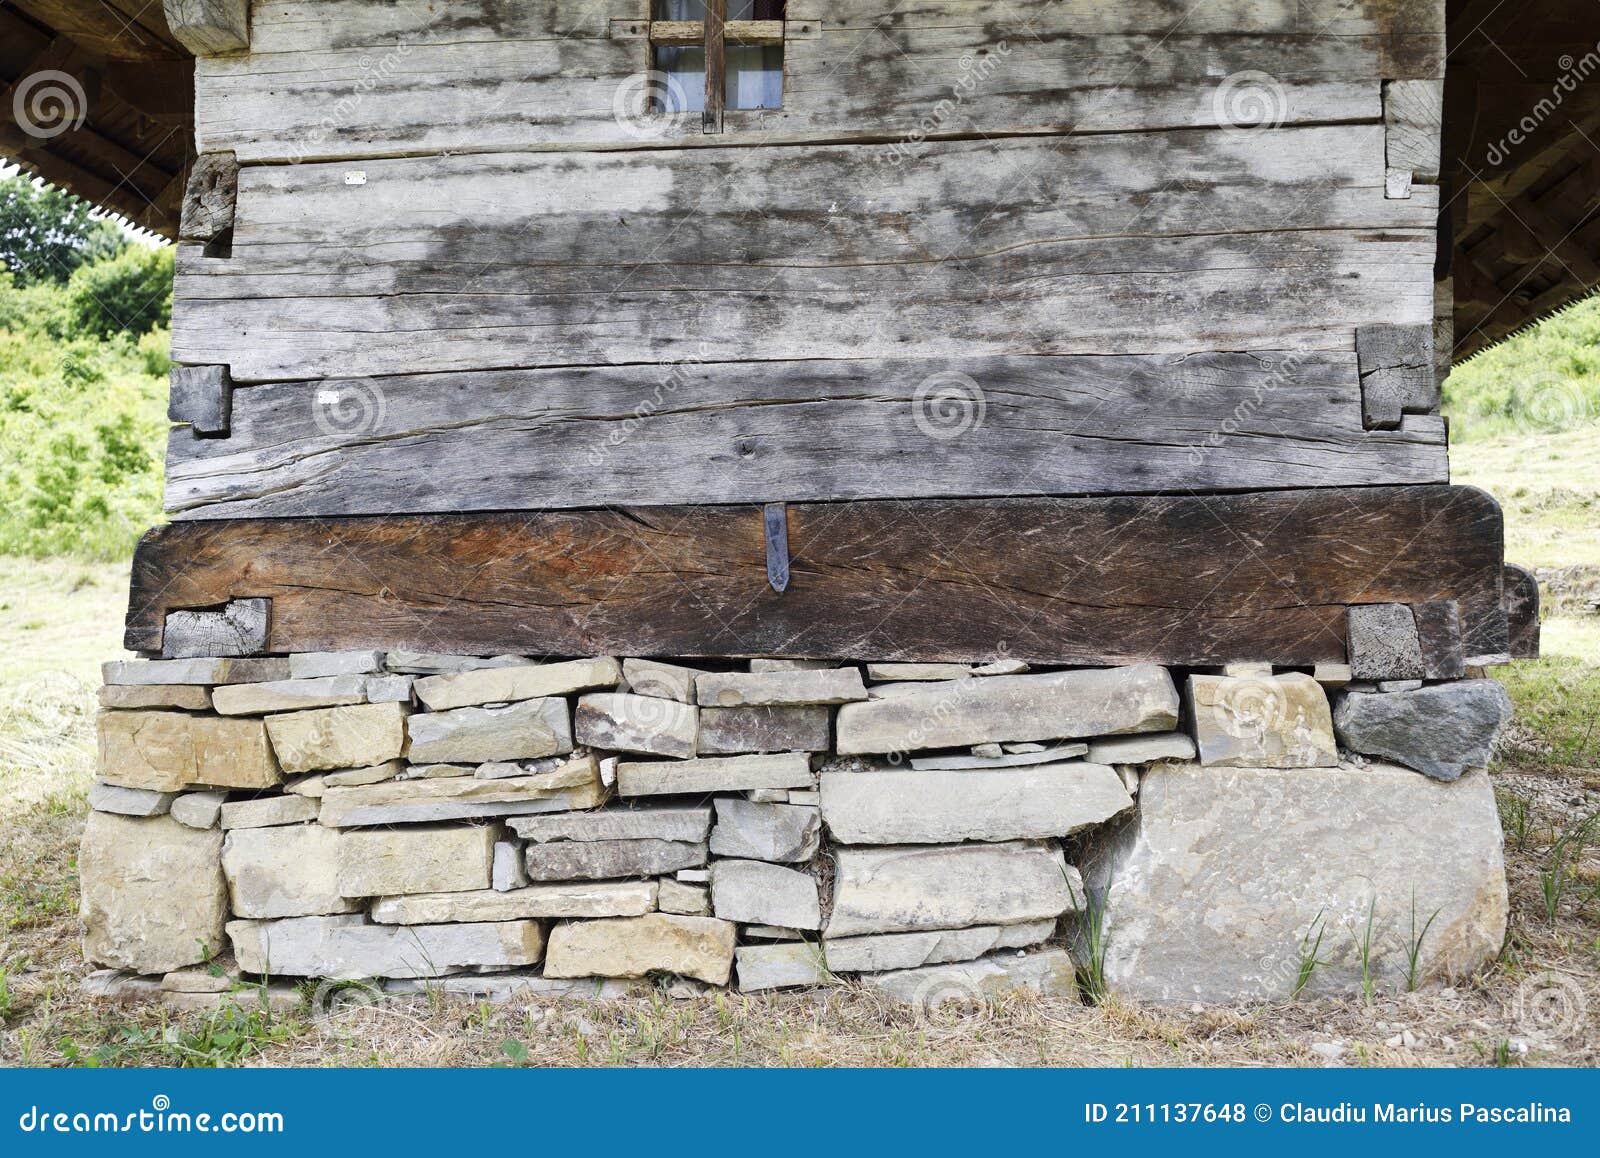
[191, 0, 1441, 161]
[1504, 563, 1541, 660]
[178, 152, 237, 243]
[162, 0, 250, 55]
[125, 486, 1506, 667]
[167, 364, 232, 437]
[171, 127, 1437, 381]
[163, 353, 1448, 518]
[1384, 78, 1443, 183]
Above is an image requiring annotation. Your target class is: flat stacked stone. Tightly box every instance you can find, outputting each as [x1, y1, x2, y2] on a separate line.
[819, 764, 1132, 844]
[836, 665, 1179, 754]
[99, 711, 280, 791]
[543, 914, 736, 986]
[79, 649, 1509, 1006]
[228, 914, 543, 979]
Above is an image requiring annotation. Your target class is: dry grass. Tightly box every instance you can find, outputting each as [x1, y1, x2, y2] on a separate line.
[0, 559, 1596, 1069]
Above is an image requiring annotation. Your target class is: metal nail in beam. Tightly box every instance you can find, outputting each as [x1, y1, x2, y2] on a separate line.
[764, 502, 790, 593]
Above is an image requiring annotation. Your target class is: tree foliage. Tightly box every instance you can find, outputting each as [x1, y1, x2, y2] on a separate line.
[0, 175, 171, 558]
[67, 245, 175, 339]
[1, 173, 128, 286]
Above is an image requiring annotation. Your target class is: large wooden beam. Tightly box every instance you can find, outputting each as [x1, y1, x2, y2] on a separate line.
[126, 487, 1509, 667]
[10, 0, 187, 61]
[162, 353, 1448, 519]
[162, 0, 249, 55]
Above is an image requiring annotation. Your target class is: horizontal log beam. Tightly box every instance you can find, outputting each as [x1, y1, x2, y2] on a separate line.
[163, 353, 1449, 519]
[126, 487, 1508, 667]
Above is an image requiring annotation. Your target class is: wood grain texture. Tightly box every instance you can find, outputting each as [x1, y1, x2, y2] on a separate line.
[171, 127, 1437, 382]
[1384, 78, 1443, 182]
[161, 597, 270, 659]
[162, 0, 250, 55]
[191, 0, 1441, 161]
[1356, 323, 1437, 429]
[178, 152, 237, 243]
[163, 353, 1448, 518]
[167, 364, 232, 437]
[1503, 563, 1541, 661]
[125, 486, 1507, 667]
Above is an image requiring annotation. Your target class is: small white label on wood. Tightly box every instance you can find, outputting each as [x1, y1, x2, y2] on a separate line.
[344, 171, 367, 186]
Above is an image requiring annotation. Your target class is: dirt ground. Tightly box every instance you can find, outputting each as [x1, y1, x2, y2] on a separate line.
[0, 559, 1596, 1069]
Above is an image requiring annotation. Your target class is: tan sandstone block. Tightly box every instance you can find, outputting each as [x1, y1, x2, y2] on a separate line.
[264, 701, 408, 774]
[543, 914, 736, 986]
[98, 710, 280, 791]
[336, 824, 498, 897]
[222, 824, 361, 919]
[79, 812, 227, 973]
[1187, 673, 1337, 769]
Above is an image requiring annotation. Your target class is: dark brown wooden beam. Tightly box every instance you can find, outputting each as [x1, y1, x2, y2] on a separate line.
[126, 487, 1509, 667]
[10, 0, 186, 61]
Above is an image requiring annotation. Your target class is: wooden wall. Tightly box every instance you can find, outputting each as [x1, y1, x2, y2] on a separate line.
[165, 0, 1450, 520]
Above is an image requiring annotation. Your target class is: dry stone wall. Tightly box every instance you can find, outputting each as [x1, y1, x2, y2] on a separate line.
[82, 648, 1510, 1007]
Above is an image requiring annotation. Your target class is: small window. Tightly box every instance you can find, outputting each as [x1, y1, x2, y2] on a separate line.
[650, 0, 785, 128]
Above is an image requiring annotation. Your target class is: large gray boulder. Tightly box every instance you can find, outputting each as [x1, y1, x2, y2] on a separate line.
[1332, 681, 1513, 781]
[1084, 763, 1507, 1003]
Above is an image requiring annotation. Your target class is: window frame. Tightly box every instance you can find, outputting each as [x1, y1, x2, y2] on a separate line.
[643, 2, 787, 131]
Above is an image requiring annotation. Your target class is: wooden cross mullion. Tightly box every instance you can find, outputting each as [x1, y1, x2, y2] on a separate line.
[703, 0, 727, 133]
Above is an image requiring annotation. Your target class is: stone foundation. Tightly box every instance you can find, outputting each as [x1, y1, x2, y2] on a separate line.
[82, 649, 1510, 1007]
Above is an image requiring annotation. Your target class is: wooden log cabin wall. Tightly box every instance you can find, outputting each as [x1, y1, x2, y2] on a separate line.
[36, 0, 1590, 1003]
[17, 0, 1583, 666]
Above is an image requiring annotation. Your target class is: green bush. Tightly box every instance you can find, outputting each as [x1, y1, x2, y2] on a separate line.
[67, 245, 174, 339]
[1445, 292, 1600, 440]
[0, 271, 169, 560]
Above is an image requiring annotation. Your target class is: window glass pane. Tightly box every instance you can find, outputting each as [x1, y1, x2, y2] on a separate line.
[726, 45, 782, 109]
[653, 45, 705, 113]
[730, 0, 785, 17]
[655, 0, 705, 19]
